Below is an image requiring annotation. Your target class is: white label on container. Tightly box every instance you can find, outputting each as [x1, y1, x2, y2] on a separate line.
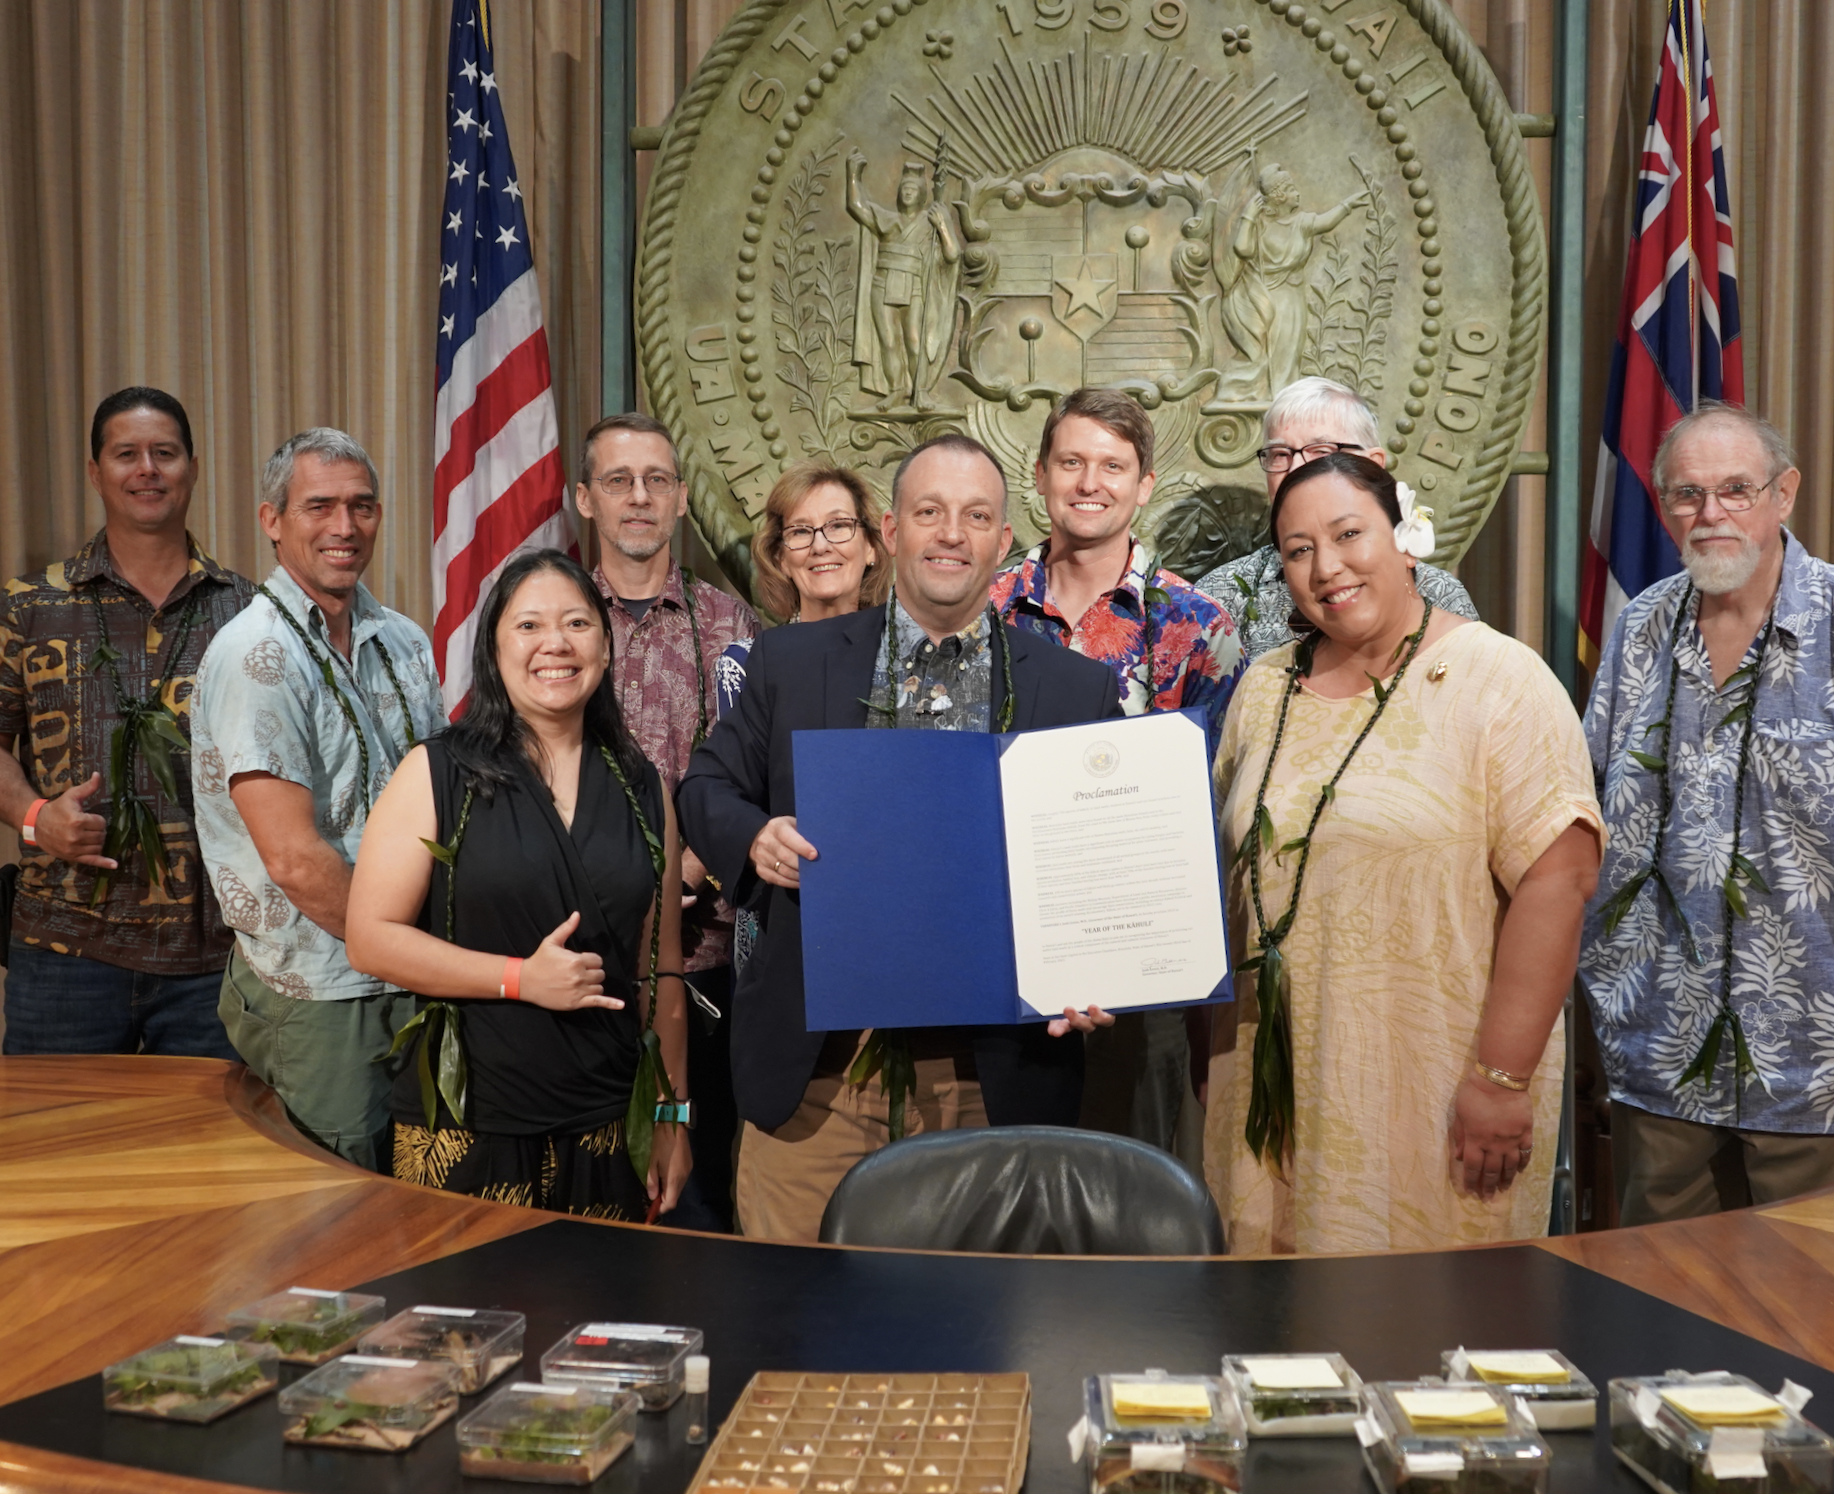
[1354, 1417, 1382, 1448]
[1130, 1443, 1186, 1473]
[513, 1382, 580, 1396]
[343, 1355, 419, 1369]
[1708, 1427, 1768, 1481]
[1239, 1356, 1343, 1390]
[1633, 1388, 1663, 1429]
[1403, 1452, 1465, 1478]
[1446, 1348, 1470, 1381]
[287, 1287, 341, 1299]
[1782, 1379, 1814, 1415]
[413, 1306, 476, 1318]
[575, 1323, 687, 1341]
[1065, 1415, 1089, 1462]
[174, 1335, 226, 1348]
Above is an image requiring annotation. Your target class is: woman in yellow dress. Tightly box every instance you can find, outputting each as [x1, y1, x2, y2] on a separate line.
[1205, 452, 1603, 1253]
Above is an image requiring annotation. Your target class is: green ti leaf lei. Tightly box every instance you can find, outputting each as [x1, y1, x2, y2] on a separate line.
[1605, 586, 1776, 1114]
[854, 586, 1016, 1139]
[256, 584, 416, 816]
[85, 587, 200, 906]
[1241, 598, 1434, 1173]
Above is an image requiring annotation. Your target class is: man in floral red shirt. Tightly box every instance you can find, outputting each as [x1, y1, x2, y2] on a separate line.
[990, 387, 1243, 1161]
[577, 412, 758, 1229]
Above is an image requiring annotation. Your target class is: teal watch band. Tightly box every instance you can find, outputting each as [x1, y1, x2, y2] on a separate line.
[654, 1100, 696, 1128]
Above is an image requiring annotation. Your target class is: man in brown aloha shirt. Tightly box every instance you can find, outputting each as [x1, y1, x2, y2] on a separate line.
[576, 413, 758, 1230]
[0, 388, 253, 1055]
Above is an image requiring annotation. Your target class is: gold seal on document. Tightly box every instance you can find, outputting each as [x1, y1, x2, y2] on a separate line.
[637, 0, 1542, 595]
[1083, 740, 1120, 778]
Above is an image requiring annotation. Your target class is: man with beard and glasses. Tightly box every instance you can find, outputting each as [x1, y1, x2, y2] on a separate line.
[1581, 401, 1834, 1224]
[575, 413, 758, 1230]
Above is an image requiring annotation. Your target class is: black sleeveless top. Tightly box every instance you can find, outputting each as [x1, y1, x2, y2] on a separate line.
[391, 736, 666, 1137]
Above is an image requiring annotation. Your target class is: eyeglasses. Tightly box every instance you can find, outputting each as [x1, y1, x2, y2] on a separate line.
[592, 471, 680, 497]
[782, 517, 863, 550]
[1661, 476, 1778, 516]
[1256, 441, 1367, 474]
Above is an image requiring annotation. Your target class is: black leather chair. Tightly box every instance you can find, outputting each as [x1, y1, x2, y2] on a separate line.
[817, 1126, 1226, 1255]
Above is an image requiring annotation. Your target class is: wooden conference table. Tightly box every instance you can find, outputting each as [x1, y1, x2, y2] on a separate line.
[6, 1056, 1834, 1493]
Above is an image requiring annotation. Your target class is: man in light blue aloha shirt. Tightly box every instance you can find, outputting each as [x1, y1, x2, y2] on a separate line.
[1581, 401, 1834, 1225]
[192, 429, 444, 1171]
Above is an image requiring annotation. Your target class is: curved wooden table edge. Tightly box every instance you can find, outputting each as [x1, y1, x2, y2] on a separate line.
[6, 1055, 1834, 1491]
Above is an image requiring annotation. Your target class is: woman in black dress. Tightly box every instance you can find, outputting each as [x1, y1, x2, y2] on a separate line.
[347, 550, 690, 1218]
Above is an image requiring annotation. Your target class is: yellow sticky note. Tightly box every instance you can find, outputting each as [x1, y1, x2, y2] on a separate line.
[1659, 1386, 1786, 1425]
[1466, 1352, 1570, 1385]
[1239, 1357, 1344, 1390]
[1110, 1381, 1214, 1421]
[1394, 1390, 1508, 1428]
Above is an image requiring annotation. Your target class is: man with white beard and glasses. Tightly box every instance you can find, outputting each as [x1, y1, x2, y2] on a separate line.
[1581, 401, 1834, 1224]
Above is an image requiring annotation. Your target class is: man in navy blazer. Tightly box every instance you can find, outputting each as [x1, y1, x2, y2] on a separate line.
[678, 433, 1122, 1241]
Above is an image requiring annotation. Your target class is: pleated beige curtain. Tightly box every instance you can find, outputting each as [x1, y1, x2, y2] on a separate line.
[0, 0, 601, 630]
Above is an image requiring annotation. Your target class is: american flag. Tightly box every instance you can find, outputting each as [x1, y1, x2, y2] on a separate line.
[433, 0, 572, 714]
[1579, 0, 1743, 666]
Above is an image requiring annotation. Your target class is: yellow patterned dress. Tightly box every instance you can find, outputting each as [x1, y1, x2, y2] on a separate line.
[1205, 622, 1603, 1254]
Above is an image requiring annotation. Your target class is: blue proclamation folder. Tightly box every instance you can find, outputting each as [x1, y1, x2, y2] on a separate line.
[794, 710, 1230, 1030]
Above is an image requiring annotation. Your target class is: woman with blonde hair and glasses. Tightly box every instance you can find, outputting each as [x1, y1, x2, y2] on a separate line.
[713, 461, 892, 712]
[712, 463, 890, 977]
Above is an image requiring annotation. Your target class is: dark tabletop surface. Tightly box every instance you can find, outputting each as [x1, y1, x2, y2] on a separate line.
[1, 1218, 1828, 1492]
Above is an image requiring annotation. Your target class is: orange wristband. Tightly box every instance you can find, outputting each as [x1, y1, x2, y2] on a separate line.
[501, 957, 523, 1001]
[20, 798, 48, 848]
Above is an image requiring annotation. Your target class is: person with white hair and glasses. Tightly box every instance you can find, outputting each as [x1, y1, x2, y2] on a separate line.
[1195, 376, 1478, 658]
[191, 428, 445, 1171]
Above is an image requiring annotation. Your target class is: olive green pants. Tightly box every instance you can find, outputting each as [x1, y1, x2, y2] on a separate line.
[1613, 1101, 1834, 1225]
[218, 948, 416, 1173]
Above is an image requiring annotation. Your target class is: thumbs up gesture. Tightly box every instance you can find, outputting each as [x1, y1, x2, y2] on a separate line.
[30, 772, 116, 868]
[519, 911, 621, 1011]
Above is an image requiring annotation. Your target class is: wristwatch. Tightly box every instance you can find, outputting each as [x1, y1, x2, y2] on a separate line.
[654, 1100, 697, 1128]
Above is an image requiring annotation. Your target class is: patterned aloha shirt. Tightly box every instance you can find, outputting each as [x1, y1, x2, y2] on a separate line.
[1195, 544, 1479, 661]
[0, 530, 253, 973]
[867, 601, 995, 732]
[991, 538, 1243, 757]
[595, 561, 758, 971]
[190, 565, 444, 1002]
[1581, 533, 1834, 1133]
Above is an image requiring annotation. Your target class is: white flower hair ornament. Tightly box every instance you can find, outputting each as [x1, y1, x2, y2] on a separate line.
[1393, 480, 1436, 560]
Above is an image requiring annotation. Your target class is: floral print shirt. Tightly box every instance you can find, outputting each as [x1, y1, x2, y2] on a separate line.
[190, 566, 444, 1001]
[1581, 534, 1834, 1132]
[1195, 544, 1479, 662]
[0, 530, 252, 973]
[595, 561, 758, 970]
[992, 539, 1243, 757]
[866, 601, 995, 732]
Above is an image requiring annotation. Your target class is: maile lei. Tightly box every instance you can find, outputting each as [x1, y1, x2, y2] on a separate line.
[256, 584, 416, 812]
[1241, 596, 1435, 1172]
[387, 742, 682, 1183]
[850, 586, 1016, 1140]
[1594, 583, 1774, 1111]
[84, 588, 200, 904]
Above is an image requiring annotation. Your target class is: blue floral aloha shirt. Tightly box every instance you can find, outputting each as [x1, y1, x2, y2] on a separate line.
[1581, 533, 1834, 1132]
[991, 539, 1243, 757]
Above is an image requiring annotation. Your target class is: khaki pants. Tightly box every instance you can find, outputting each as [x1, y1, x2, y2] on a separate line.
[219, 949, 416, 1173]
[1613, 1101, 1834, 1225]
[736, 1037, 988, 1243]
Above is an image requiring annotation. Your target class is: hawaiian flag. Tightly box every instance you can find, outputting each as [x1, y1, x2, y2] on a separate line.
[1579, 0, 1743, 667]
[432, 0, 573, 714]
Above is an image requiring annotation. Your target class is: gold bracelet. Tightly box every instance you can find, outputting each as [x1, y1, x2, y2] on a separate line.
[1474, 1060, 1531, 1092]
